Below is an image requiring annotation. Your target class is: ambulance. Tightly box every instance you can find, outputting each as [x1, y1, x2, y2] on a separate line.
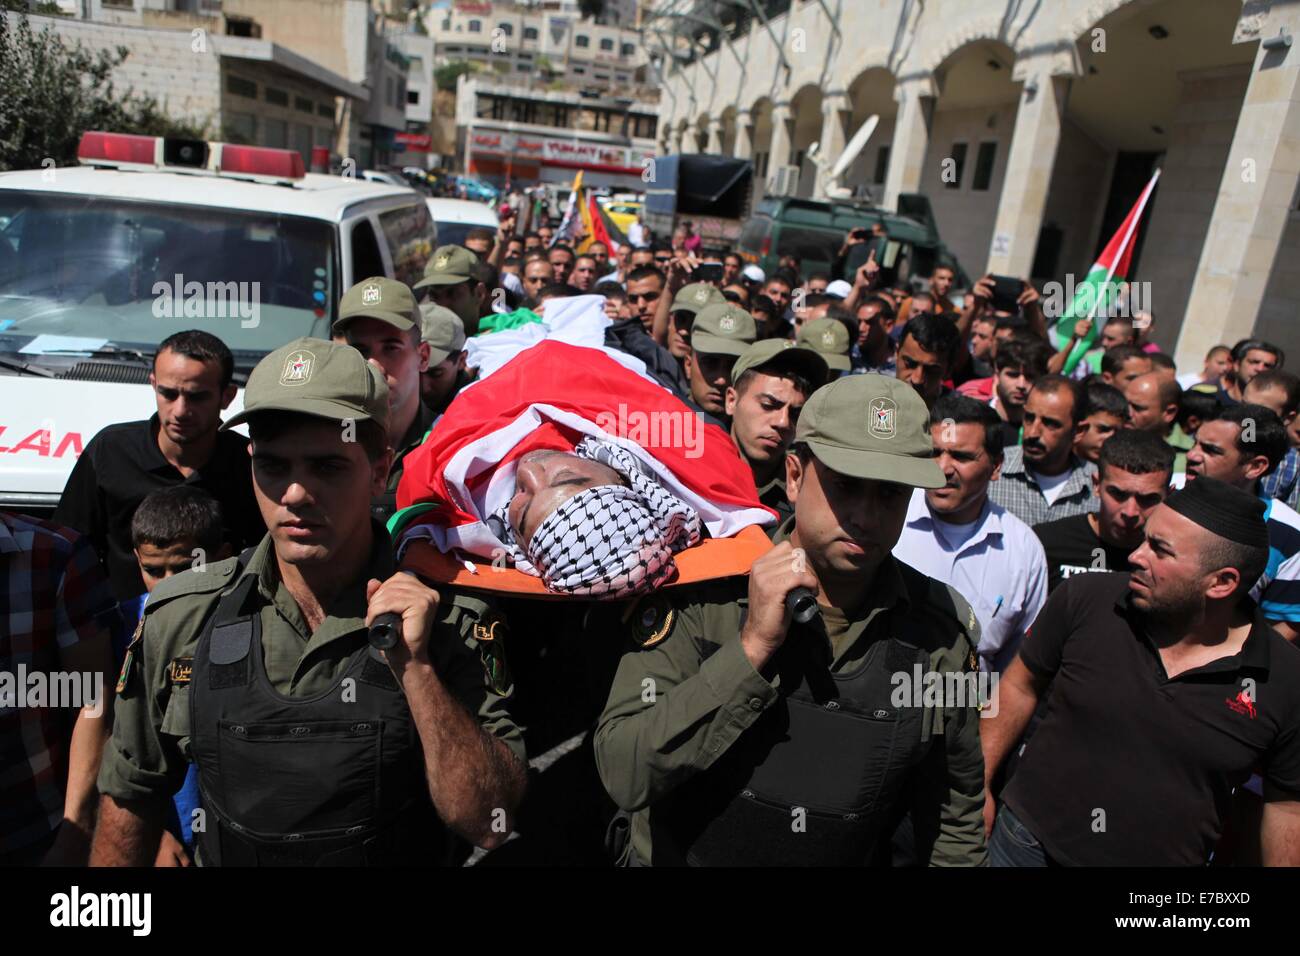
[0, 131, 437, 515]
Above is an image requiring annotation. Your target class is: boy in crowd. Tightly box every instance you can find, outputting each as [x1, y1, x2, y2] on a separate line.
[127, 486, 231, 866]
[1073, 381, 1128, 465]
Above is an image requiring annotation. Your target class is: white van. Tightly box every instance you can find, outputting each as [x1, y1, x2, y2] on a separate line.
[0, 131, 437, 513]
[424, 197, 499, 249]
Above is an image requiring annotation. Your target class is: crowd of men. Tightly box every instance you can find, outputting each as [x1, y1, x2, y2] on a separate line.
[8, 204, 1300, 868]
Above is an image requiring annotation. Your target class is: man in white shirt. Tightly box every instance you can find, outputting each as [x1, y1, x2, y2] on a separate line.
[894, 393, 1048, 673]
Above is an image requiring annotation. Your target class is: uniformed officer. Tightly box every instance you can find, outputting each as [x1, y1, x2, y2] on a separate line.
[331, 277, 435, 523]
[683, 302, 757, 428]
[92, 338, 527, 866]
[419, 302, 470, 418]
[724, 339, 828, 530]
[594, 374, 987, 866]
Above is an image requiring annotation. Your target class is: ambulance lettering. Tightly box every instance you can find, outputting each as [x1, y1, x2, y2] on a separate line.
[0, 425, 83, 458]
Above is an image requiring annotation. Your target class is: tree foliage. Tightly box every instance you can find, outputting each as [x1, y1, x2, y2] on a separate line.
[0, 12, 211, 172]
[434, 59, 476, 92]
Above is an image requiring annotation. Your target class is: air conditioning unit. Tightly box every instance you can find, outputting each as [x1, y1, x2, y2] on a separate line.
[767, 164, 800, 196]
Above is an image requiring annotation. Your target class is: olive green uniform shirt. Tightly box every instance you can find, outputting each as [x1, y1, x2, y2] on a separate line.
[373, 401, 437, 523]
[755, 472, 793, 534]
[593, 520, 987, 866]
[99, 523, 524, 806]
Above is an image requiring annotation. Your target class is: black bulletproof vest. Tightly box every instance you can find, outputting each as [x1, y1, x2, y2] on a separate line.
[664, 576, 939, 866]
[189, 564, 444, 866]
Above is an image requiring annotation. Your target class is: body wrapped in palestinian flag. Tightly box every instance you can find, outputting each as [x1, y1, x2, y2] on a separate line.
[392, 339, 775, 595]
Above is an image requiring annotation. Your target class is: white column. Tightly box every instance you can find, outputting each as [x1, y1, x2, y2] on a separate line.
[769, 101, 793, 171]
[706, 117, 725, 154]
[815, 90, 851, 200]
[733, 109, 754, 159]
[1176, 5, 1300, 371]
[985, 70, 1070, 276]
[882, 76, 936, 212]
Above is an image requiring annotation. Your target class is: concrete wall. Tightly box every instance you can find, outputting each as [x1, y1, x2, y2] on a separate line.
[1037, 116, 1112, 285]
[1139, 65, 1250, 350]
[19, 12, 223, 131]
[917, 101, 1017, 282]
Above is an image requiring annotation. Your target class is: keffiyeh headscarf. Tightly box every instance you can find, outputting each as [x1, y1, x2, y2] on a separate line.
[489, 438, 702, 598]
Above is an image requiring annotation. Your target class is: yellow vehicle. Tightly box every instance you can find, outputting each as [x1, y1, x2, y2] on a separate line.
[599, 196, 642, 233]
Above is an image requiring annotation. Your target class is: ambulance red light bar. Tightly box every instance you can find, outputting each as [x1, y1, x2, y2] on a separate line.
[77, 131, 160, 167]
[76, 130, 304, 182]
[214, 143, 304, 180]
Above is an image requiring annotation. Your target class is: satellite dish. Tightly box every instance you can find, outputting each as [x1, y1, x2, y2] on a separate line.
[828, 114, 879, 183]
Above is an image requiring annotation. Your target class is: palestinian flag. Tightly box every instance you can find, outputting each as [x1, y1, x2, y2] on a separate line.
[581, 194, 629, 254]
[1053, 169, 1161, 375]
[393, 338, 774, 562]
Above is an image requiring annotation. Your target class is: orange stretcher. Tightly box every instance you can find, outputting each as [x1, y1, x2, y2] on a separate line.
[399, 525, 773, 598]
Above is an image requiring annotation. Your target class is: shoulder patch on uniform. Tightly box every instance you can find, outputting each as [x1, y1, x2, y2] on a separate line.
[628, 594, 675, 650]
[116, 616, 145, 694]
[146, 556, 242, 607]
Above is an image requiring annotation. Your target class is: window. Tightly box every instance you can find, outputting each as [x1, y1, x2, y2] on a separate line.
[468, 19, 481, 33]
[226, 111, 256, 143]
[524, 27, 538, 40]
[295, 96, 314, 114]
[318, 102, 334, 119]
[621, 43, 635, 57]
[572, 65, 586, 74]
[265, 87, 289, 107]
[600, 38, 614, 51]
[292, 123, 312, 161]
[351, 220, 385, 284]
[407, 89, 420, 105]
[973, 141, 997, 191]
[498, 23, 512, 36]
[263, 118, 287, 148]
[945, 142, 967, 189]
[873, 145, 890, 185]
[378, 203, 437, 287]
[575, 35, 590, 48]
[226, 75, 257, 99]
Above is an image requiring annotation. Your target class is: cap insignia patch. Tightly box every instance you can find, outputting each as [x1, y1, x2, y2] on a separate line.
[281, 350, 314, 386]
[869, 397, 897, 439]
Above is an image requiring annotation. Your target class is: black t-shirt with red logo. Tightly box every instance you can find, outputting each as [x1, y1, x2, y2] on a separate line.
[1003, 571, 1300, 866]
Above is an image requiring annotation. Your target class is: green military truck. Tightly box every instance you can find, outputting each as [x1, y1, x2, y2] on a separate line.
[737, 193, 968, 289]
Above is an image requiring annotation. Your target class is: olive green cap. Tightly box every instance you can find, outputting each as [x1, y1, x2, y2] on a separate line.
[419, 302, 466, 364]
[223, 337, 389, 432]
[413, 244, 478, 288]
[333, 276, 418, 334]
[690, 303, 757, 357]
[795, 373, 944, 488]
[671, 282, 725, 315]
[797, 317, 852, 371]
[731, 339, 829, 387]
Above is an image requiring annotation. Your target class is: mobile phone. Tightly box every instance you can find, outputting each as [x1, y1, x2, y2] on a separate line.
[695, 262, 724, 284]
[989, 274, 1022, 313]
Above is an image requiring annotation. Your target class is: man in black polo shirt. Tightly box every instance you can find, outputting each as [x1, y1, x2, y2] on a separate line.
[982, 477, 1300, 865]
[54, 330, 262, 601]
[1035, 429, 1173, 591]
